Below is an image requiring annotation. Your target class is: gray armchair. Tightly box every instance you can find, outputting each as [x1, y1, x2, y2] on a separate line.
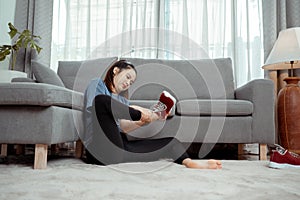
[0, 82, 83, 169]
[0, 57, 117, 169]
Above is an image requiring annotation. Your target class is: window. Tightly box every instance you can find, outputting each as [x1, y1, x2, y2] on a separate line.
[51, 0, 263, 86]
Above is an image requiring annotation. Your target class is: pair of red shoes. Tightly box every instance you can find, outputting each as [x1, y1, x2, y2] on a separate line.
[269, 144, 300, 169]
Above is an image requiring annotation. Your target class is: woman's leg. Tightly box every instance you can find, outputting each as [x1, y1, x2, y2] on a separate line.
[93, 94, 141, 148]
[124, 138, 222, 169]
[88, 94, 222, 169]
[86, 94, 141, 165]
[123, 137, 189, 164]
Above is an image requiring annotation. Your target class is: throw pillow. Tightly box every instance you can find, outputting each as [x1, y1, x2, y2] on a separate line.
[32, 60, 65, 87]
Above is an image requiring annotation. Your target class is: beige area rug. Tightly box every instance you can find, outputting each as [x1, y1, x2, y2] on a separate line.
[0, 158, 299, 200]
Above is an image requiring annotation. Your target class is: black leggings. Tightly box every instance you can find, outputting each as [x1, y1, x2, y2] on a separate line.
[86, 94, 189, 165]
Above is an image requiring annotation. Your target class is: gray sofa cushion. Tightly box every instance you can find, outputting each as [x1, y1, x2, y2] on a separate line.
[124, 57, 234, 100]
[32, 61, 65, 87]
[0, 83, 84, 110]
[176, 99, 253, 116]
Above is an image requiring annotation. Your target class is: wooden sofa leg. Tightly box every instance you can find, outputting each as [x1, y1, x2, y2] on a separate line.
[238, 144, 245, 155]
[34, 144, 48, 169]
[1, 144, 8, 156]
[15, 144, 25, 155]
[75, 140, 84, 158]
[259, 144, 267, 160]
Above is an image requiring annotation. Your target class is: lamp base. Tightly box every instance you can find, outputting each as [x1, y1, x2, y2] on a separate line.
[278, 76, 300, 154]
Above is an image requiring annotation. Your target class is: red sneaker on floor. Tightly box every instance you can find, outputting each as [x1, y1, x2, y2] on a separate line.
[269, 144, 300, 169]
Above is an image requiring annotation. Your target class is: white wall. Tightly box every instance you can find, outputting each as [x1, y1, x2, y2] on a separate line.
[0, 0, 16, 70]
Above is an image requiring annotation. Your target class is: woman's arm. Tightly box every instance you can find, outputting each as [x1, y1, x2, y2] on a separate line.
[120, 105, 161, 133]
[119, 119, 145, 133]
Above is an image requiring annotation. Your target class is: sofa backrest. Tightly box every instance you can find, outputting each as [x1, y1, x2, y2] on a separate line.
[124, 57, 235, 100]
[57, 57, 118, 93]
[57, 57, 234, 100]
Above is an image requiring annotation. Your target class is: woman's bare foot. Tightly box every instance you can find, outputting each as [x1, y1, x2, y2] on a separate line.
[182, 158, 222, 169]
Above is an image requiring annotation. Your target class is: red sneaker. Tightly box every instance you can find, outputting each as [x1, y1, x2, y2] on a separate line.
[269, 144, 300, 169]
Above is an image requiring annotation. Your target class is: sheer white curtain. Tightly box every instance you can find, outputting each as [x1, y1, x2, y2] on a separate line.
[51, 0, 263, 87]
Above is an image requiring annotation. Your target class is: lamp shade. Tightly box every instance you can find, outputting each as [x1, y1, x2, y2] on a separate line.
[264, 27, 300, 66]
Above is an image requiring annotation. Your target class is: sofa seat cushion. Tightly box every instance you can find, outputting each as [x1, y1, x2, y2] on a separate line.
[176, 99, 253, 116]
[0, 83, 84, 111]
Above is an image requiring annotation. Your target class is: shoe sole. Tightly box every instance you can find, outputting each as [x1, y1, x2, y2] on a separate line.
[269, 161, 300, 169]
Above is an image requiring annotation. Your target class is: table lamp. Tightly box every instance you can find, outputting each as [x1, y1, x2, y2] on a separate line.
[263, 27, 300, 154]
[264, 27, 300, 77]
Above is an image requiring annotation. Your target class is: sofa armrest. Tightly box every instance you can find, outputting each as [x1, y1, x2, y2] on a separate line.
[235, 79, 275, 143]
[11, 77, 37, 83]
[0, 82, 84, 111]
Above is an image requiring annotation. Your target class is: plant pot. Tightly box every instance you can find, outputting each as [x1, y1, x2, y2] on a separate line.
[0, 69, 27, 83]
[277, 77, 300, 154]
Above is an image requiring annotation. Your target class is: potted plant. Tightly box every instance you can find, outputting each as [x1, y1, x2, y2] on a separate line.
[0, 22, 42, 70]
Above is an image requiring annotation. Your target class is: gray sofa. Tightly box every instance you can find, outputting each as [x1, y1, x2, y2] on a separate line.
[0, 56, 275, 169]
[123, 58, 275, 159]
[55, 56, 275, 160]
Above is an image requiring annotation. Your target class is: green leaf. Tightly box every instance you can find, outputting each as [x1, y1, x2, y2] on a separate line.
[0, 48, 11, 61]
[0, 46, 11, 54]
[16, 35, 25, 47]
[8, 29, 18, 39]
[8, 22, 17, 30]
[23, 38, 31, 48]
[8, 22, 18, 39]
[0, 56, 6, 61]
[36, 45, 42, 54]
[0, 46, 7, 51]
[21, 29, 31, 37]
[12, 44, 19, 51]
[4, 49, 11, 55]
[1, 22, 43, 65]
[0, 51, 6, 57]
[29, 41, 41, 53]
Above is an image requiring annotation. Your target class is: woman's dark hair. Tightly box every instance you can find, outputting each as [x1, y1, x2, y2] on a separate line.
[104, 59, 137, 93]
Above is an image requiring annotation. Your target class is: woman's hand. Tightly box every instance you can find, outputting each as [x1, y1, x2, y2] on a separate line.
[143, 109, 160, 124]
[120, 105, 169, 133]
[130, 105, 160, 124]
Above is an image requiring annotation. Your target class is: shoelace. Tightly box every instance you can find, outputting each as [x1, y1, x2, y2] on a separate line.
[289, 151, 300, 158]
[275, 144, 300, 158]
[151, 101, 167, 112]
[275, 144, 286, 154]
